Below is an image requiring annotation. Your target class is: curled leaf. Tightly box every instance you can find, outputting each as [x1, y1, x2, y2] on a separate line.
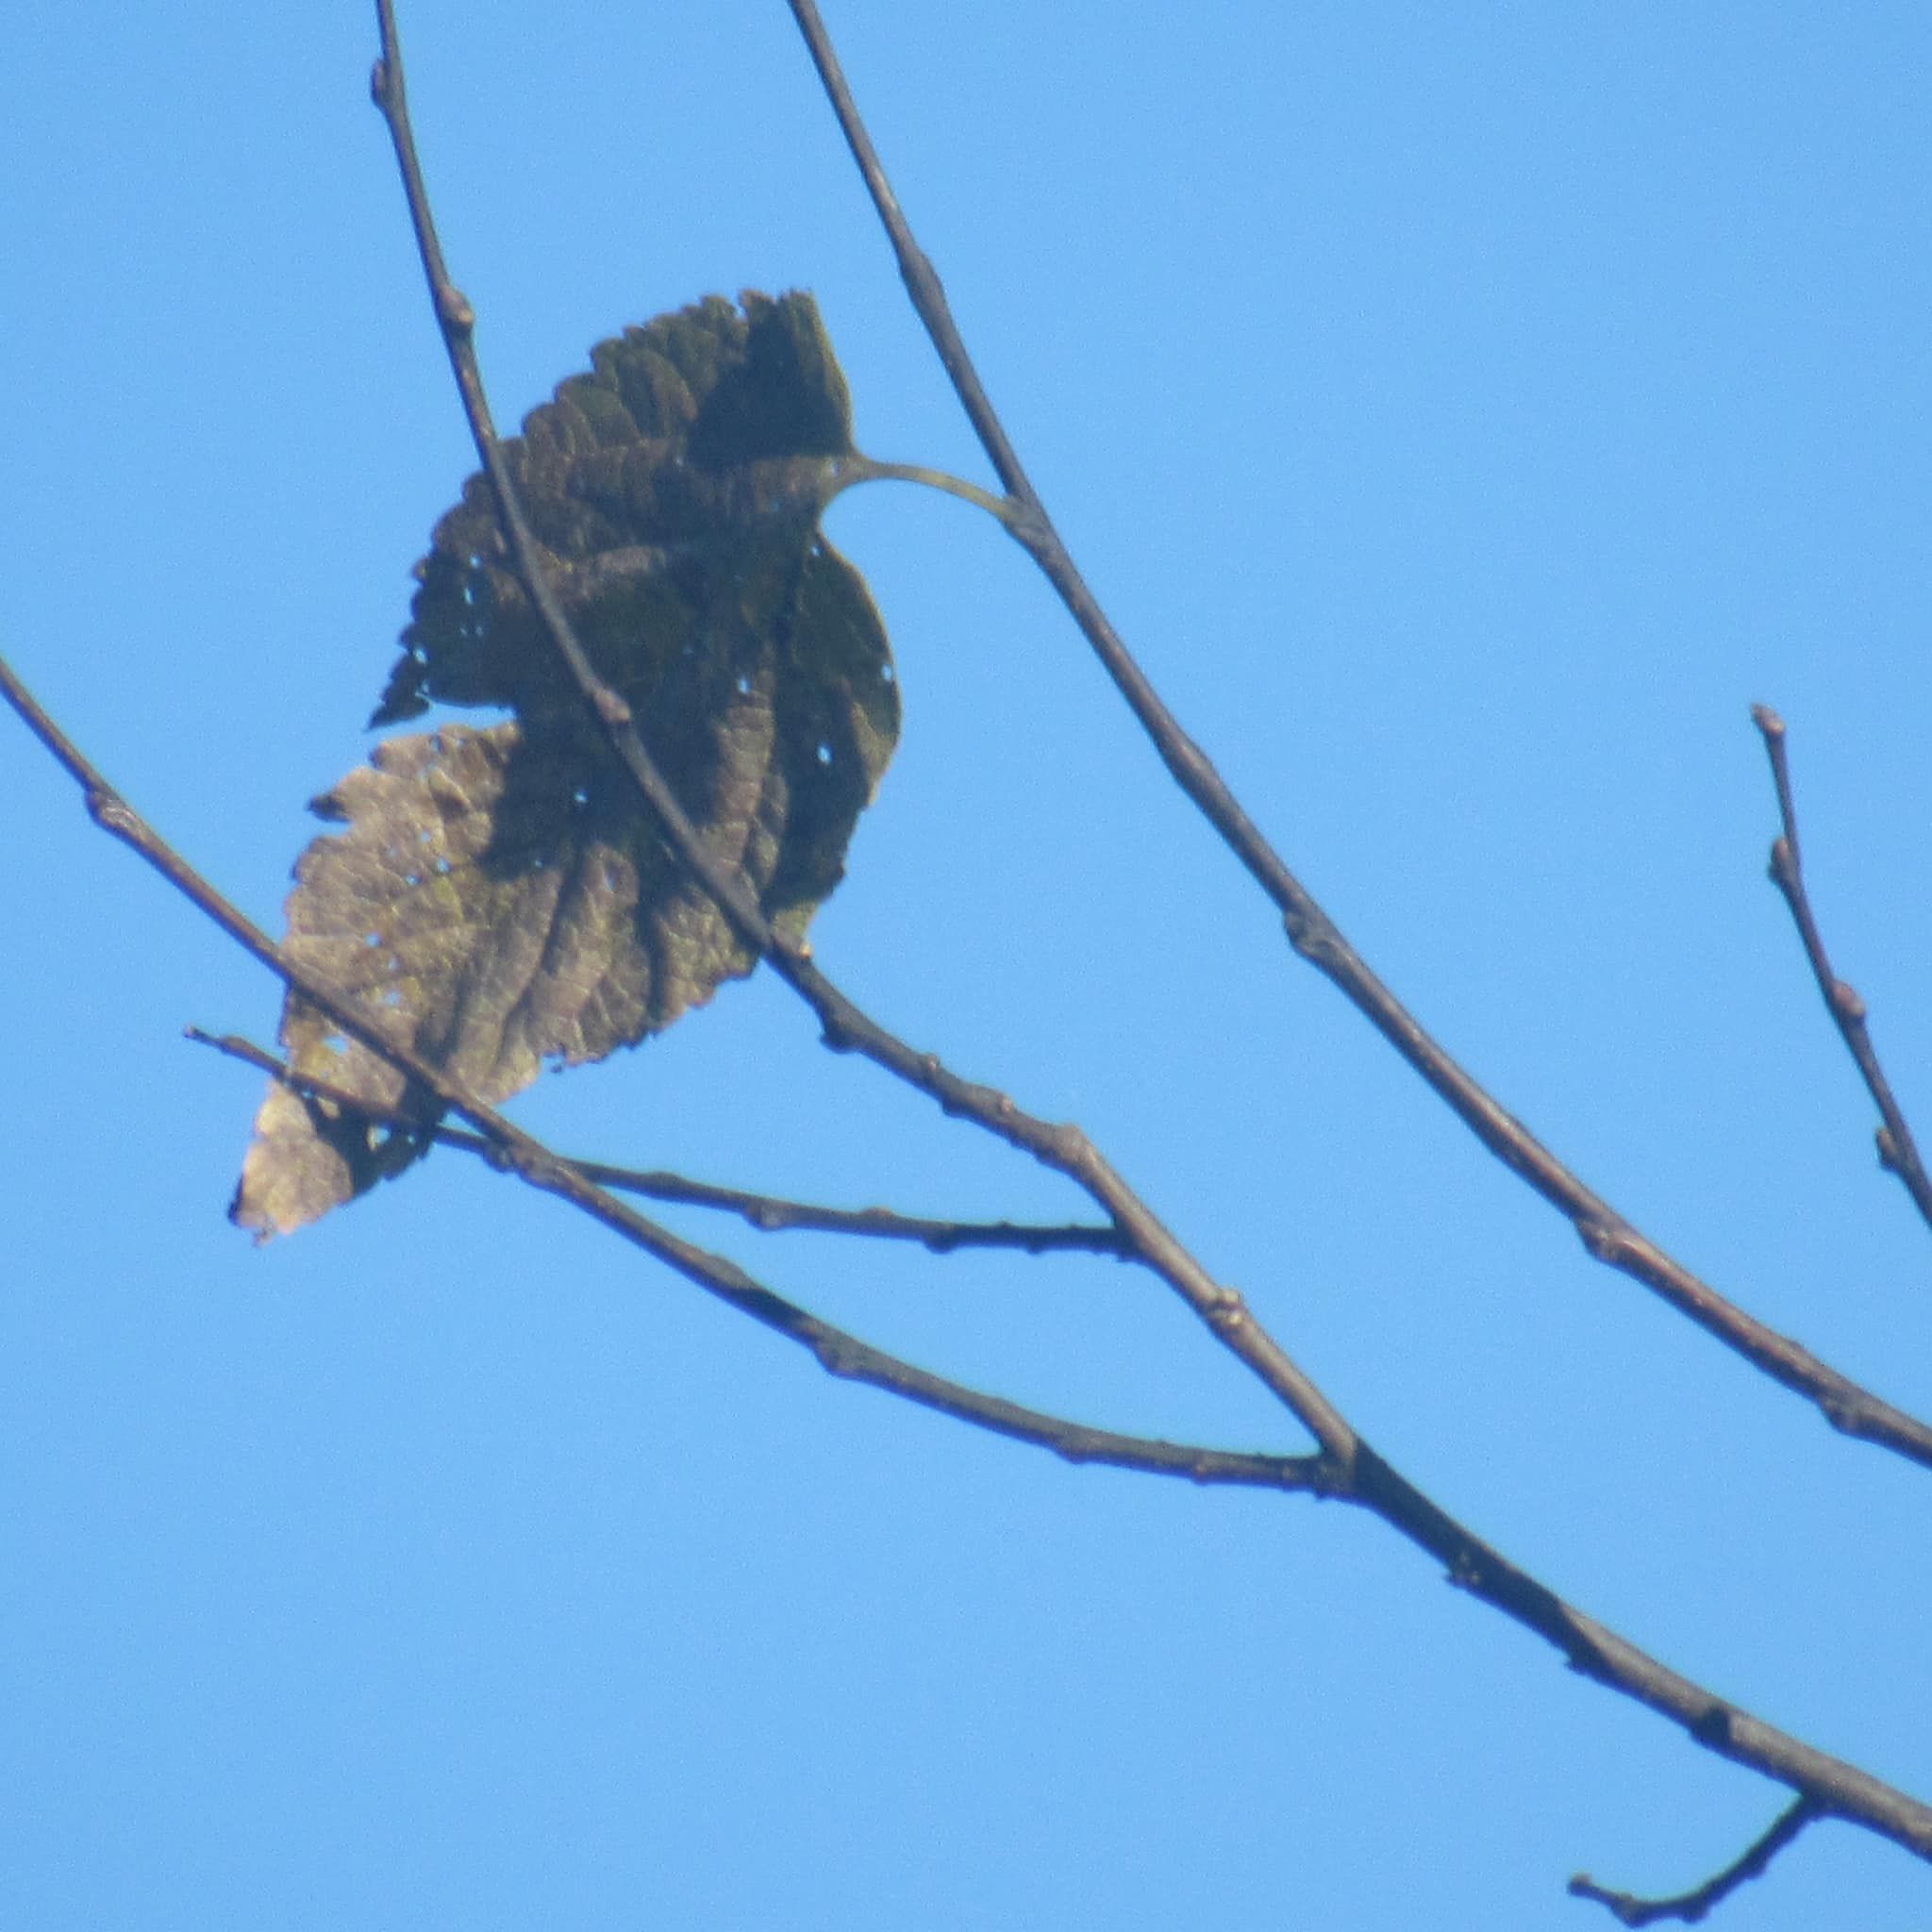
[233, 291, 897, 1239]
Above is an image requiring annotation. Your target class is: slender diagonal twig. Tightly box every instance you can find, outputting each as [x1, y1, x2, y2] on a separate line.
[349, 7, 1932, 1871]
[186, 1027, 1127, 1257]
[1570, 1795, 1823, 1925]
[12, 643, 1932, 1872]
[1753, 705, 1932, 1236]
[778, 0, 1932, 1473]
[0, 658, 1303, 1495]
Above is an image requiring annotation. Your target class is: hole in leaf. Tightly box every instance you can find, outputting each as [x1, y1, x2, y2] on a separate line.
[815, 742, 834, 766]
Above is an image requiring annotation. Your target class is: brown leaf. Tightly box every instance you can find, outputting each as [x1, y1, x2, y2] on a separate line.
[233, 292, 898, 1239]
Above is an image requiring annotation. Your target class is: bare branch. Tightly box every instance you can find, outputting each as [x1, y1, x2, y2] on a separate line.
[341, 3, 1932, 1870]
[0, 657, 1303, 1497]
[187, 1027, 1126, 1257]
[778, 0, 1932, 1474]
[784, 0, 1033, 508]
[1570, 1795, 1823, 1925]
[574, 1172, 1124, 1256]
[8, 5, 1928, 1913]
[9, 630, 1932, 1882]
[375, 0, 1932, 1491]
[1753, 704, 1932, 1236]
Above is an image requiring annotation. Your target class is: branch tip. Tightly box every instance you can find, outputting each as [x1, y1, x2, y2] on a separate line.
[1569, 1796, 1824, 1926]
[1752, 706, 1932, 1236]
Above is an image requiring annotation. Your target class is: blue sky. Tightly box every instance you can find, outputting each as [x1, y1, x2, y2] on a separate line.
[4, 3, 1929, 1926]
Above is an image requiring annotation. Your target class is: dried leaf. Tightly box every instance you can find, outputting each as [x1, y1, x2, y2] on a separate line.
[233, 292, 897, 1239]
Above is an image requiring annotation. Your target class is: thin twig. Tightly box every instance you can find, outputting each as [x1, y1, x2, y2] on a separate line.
[783, 3, 1032, 505]
[0, 658, 1297, 1494]
[574, 1170, 1124, 1255]
[779, 0, 1932, 1474]
[349, 4, 1932, 1869]
[1753, 704, 1932, 1235]
[12, 646, 1932, 1869]
[1570, 1795, 1823, 1925]
[186, 1026, 1127, 1257]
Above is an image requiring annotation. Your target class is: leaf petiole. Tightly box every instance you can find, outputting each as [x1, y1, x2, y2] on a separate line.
[834, 455, 1019, 527]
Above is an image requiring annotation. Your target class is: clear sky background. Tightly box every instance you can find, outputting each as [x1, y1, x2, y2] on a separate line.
[4, 4, 1929, 1927]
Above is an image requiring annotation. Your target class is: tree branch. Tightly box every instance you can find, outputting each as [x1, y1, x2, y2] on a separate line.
[9, 624, 1932, 1891]
[187, 1026, 1127, 1257]
[777, 0, 1932, 1475]
[10, 4, 1907, 1891]
[1570, 1795, 1823, 1925]
[0, 656, 1298, 1497]
[345, 1, 1932, 1878]
[1752, 704, 1932, 1237]
[376, 0, 1932, 1484]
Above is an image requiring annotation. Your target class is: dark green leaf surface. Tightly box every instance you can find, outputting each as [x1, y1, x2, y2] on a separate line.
[233, 292, 898, 1239]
